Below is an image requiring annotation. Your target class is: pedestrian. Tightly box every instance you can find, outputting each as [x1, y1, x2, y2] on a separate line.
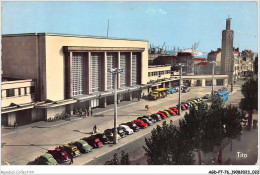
[85, 109, 88, 118]
[13, 122, 17, 129]
[69, 152, 74, 165]
[145, 105, 148, 110]
[90, 109, 93, 116]
[93, 125, 97, 134]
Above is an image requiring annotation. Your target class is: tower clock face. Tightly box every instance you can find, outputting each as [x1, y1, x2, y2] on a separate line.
[228, 32, 233, 39]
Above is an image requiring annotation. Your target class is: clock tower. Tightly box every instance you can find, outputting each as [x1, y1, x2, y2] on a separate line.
[220, 18, 234, 83]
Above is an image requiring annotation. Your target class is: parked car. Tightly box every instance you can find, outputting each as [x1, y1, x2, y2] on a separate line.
[141, 115, 156, 123]
[166, 88, 176, 94]
[34, 153, 58, 165]
[181, 102, 189, 109]
[194, 97, 203, 103]
[150, 113, 162, 122]
[81, 136, 103, 148]
[138, 117, 153, 126]
[104, 129, 121, 141]
[69, 140, 93, 153]
[182, 86, 190, 93]
[157, 112, 166, 119]
[112, 127, 126, 138]
[47, 149, 69, 163]
[203, 93, 211, 99]
[93, 133, 110, 144]
[122, 122, 140, 132]
[58, 144, 81, 157]
[172, 86, 179, 92]
[169, 107, 178, 113]
[131, 120, 148, 129]
[165, 109, 176, 116]
[159, 111, 170, 117]
[176, 104, 187, 111]
[119, 125, 134, 135]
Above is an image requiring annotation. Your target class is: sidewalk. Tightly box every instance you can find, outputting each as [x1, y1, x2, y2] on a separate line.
[1, 99, 142, 136]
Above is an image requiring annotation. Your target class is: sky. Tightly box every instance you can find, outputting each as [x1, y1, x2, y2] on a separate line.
[1, 1, 258, 53]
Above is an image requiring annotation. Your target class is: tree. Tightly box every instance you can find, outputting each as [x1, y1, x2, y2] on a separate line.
[239, 77, 258, 130]
[144, 121, 194, 165]
[104, 153, 119, 165]
[104, 150, 131, 165]
[120, 150, 130, 165]
[222, 105, 247, 151]
[179, 102, 209, 165]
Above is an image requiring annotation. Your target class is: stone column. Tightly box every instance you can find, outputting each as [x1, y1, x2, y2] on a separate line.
[201, 79, 206, 87]
[100, 97, 107, 108]
[66, 104, 74, 116]
[88, 52, 91, 94]
[14, 88, 19, 96]
[213, 79, 217, 86]
[224, 78, 228, 86]
[1, 90, 6, 98]
[129, 52, 132, 86]
[103, 52, 107, 91]
[26, 87, 31, 94]
[20, 88, 25, 96]
[127, 91, 133, 101]
[117, 52, 120, 89]
[190, 79, 194, 86]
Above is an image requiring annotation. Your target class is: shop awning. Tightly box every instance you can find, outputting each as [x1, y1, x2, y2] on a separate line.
[35, 99, 77, 108]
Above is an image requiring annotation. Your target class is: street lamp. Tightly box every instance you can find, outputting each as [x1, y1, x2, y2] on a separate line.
[210, 61, 216, 101]
[178, 63, 185, 115]
[108, 68, 123, 144]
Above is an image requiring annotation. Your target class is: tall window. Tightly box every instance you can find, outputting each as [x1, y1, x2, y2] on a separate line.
[132, 54, 138, 86]
[72, 53, 83, 96]
[107, 53, 116, 90]
[91, 53, 102, 93]
[120, 53, 127, 87]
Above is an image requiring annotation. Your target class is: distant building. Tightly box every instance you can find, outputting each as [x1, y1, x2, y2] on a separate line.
[1, 77, 37, 126]
[176, 52, 194, 75]
[220, 18, 234, 83]
[194, 58, 207, 75]
[208, 48, 222, 75]
[152, 55, 178, 71]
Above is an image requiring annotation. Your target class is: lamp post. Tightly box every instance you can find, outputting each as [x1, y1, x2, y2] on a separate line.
[178, 63, 185, 115]
[210, 61, 216, 101]
[108, 68, 123, 144]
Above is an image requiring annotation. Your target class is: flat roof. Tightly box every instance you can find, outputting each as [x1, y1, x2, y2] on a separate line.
[2, 32, 148, 42]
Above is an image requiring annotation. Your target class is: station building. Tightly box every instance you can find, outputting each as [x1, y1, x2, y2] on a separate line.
[2, 33, 149, 124]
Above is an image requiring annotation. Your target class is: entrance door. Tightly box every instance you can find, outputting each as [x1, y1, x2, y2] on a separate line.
[1, 114, 8, 126]
[16, 109, 32, 126]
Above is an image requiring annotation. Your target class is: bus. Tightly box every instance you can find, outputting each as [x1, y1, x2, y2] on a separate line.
[213, 91, 229, 101]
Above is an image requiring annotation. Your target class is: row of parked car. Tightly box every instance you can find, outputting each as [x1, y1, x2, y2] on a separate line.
[33, 97, 203, 165]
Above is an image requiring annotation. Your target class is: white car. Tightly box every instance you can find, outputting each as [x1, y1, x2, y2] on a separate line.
[119, 125, 134, 135]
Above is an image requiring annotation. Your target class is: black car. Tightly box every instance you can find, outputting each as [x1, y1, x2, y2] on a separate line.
[182, 86, 190, 93]
[93, 133, 110, 144]
[112, 127, 126, 138]
[141, 115, 156, 123]
[122, 122, 140, 132]
[150, 113, 162, 122]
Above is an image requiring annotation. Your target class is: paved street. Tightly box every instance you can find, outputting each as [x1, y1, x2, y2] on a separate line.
[1, 80, 257, 165]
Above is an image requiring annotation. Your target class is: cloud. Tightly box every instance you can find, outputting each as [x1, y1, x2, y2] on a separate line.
[158, 8, 167, 15]
[145, 8, 167, 15]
